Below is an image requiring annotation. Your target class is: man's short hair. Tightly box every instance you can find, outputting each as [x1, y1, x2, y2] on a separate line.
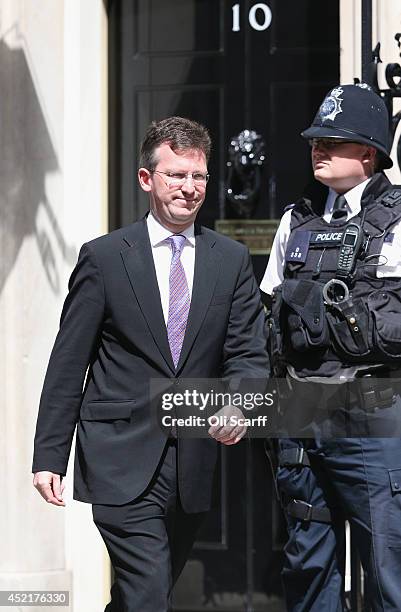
[139, 116, 211, 170]
[374, 150, 387, 172]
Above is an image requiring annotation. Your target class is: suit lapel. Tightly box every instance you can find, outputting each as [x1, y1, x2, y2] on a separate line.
[176, 225, 220, 371]
[120, 219, 175, 374]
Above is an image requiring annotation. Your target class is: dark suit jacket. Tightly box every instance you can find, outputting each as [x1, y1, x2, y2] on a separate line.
[32, 219, 269, 512]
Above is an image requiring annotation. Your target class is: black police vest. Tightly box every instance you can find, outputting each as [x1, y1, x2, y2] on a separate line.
[278, 175, 401, 377]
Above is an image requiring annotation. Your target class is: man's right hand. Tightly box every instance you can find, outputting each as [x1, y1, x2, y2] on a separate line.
[33, 471, 66, 506]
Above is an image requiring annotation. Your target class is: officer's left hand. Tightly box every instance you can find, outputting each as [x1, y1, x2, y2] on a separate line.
[208, 405, 247, 445]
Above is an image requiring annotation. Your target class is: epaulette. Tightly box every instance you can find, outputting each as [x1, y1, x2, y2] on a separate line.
[283, 202, 296, 212]
[376, 186, 401, 208]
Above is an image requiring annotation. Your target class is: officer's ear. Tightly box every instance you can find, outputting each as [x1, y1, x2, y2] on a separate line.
[361, 146, 377, 174]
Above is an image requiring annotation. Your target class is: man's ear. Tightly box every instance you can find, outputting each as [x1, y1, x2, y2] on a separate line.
[361, 146, 377, 172]
[138, 167, 152, 192]
[361, 146, 376, 162]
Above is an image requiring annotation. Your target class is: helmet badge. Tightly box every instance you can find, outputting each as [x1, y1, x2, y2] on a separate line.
[319, 86, 344, 122]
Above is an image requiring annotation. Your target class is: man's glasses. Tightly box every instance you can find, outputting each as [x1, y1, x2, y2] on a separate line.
[308, 138, 355, 149]
[152, 170, 210, 189]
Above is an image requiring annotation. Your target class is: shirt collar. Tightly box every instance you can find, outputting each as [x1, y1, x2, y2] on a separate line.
[326, 177, 372, 216]
[146, 211, 196, 247]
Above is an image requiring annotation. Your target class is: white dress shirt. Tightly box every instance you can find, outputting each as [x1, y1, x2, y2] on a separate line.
[260, 178, 401, 295]
[146, 212, 195, 324]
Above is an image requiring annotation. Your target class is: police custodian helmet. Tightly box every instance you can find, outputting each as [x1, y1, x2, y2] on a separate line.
[301, 83, 393, 169]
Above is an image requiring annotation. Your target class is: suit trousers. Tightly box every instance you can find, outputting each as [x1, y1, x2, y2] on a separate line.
[92, 439, 205, 612]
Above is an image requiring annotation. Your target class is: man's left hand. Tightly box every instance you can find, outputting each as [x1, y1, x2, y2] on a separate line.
[208, 405, 247, 445]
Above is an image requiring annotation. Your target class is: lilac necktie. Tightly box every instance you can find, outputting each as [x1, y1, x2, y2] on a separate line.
[167, 235, 190, 368]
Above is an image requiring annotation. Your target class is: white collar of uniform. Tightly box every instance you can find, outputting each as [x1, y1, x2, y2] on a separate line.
[146, 211, 196, 247]
[326, 177, 372, 217]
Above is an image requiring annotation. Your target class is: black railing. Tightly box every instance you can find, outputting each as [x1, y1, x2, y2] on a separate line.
[361, 0, 401, 169]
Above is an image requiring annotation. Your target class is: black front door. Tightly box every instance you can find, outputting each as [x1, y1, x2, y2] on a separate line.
[108, 1, 339, 609]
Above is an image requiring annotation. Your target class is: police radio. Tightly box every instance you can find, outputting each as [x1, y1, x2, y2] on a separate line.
[336, 222, 363, 279]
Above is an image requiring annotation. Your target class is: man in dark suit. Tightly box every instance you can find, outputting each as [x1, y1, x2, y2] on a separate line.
[33, 116, 268, 611]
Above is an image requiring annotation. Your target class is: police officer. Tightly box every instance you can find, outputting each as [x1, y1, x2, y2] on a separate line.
[261, 84, 401, 611]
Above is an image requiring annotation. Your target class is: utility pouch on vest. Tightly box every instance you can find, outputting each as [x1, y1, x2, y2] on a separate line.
[281, 279, 330, 351]
[326, 297, 372, 359]
[354, 370, 396, 412]
[369, 290, 401, 359]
